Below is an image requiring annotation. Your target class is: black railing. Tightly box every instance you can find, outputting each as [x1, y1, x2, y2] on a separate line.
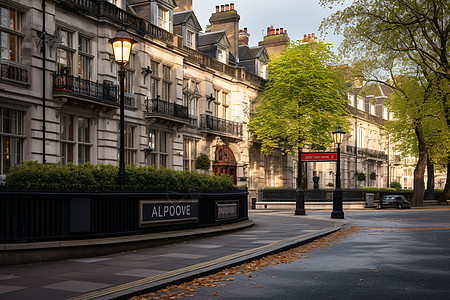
[0, 61, 28, 85]
[258, 189, 365, 202]
[200, 114, 243, 137]
[346, 145, 388, 160]
[60, 0, 174, 44]
[53, 73, 118, 104]
[0, 190, 248, 243]
[144, 97, 189, 120]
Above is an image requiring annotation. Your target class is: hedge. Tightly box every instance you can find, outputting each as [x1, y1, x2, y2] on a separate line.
[5, 161, 235, 192]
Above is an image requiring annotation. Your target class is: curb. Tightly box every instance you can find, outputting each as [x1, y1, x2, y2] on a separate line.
[0, 219, 255, 266]
[67, 223, 344, 300]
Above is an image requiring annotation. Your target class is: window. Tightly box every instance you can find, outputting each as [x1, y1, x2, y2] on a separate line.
[60, 114, 74, 164]
[148, 129, 168, 168]
[0, 5, 22, 62]
[78, 35, 92, 80]
[158, 6, 169, 31]
[57, 29, 74, 75]
[150, 61, 160, 99]
[60, 114, 91, 165]
[162, 65, 171, 101]
[124, 124, 136, 166]
[0, 108, 24, 175]
[222, 92, 229, 119]
[214, 89, 220, 116]
[186, 30, 194, 48]
[124, 54, 134, 94]
[217, 49, 226, 63]
[183, 137, 198, 171]
[77, 117, 90, 164]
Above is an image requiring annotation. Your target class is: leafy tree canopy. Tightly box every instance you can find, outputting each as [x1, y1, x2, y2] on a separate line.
[249, 41, 350, 153]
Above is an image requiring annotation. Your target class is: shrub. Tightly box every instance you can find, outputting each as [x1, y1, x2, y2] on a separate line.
[357, 172, 366, 181]
[195, 154, 211, 170]
[390, 181, 402, 189]
[5, 161, 234, 192]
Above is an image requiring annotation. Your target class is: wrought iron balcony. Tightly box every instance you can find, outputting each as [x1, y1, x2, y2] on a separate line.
[0, 61, 28, 85]
[346, 145, 388, 160]
[200, 114, 243, 138]
[144, 97, 189, 121]
[53, 73, 118, 105]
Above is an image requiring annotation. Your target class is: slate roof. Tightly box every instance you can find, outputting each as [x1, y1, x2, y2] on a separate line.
[239, 45, 266, 61]
[198, 31, 226, 47]
[173, 10, 202, 31]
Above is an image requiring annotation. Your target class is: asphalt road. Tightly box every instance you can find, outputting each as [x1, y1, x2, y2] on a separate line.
[191, 209, 450, 300]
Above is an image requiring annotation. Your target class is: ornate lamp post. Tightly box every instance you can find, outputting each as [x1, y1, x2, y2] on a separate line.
[331, 126, 345, 219]
[108, 30, 137, 186]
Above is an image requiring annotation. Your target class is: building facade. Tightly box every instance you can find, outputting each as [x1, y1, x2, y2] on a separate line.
[0, 0, 270, 188]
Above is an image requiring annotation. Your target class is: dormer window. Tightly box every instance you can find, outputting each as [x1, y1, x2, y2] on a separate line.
[186, 30, 194, 48]
[158, 6, 169, 31]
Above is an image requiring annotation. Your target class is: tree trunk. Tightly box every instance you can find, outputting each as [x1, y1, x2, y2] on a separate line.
[412, 126, 427, 206]
[438, 162, 450, 205]
[424, 157, 435, 200]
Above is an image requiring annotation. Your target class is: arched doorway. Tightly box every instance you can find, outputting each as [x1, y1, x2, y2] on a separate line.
[213, 144, 237, 184]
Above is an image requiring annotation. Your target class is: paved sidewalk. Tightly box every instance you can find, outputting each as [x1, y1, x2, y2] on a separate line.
[0, 211, 343, 300]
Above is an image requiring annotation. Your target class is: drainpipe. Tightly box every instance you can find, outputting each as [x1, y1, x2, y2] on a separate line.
[42, 0, 46, 164]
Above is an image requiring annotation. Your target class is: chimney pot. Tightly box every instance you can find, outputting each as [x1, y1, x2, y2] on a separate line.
[308, 34, 311, 39]
[280, 28, 283, 34]
[230, 3, 234, 10]
[216, 5, 219, 13]
[221, 5, 224, 11]
[244, 27, 247, 32]
[267, 27, 270, 35]
[312, 33, 315, 38]
[225, 4, 229, 11]
[276, 28, 280, 34]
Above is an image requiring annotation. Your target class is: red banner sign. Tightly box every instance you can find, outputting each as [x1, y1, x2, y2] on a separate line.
[301, 152, 337, 162]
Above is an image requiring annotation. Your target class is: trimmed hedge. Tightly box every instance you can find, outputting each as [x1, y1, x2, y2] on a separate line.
[5, 161, 234, 192]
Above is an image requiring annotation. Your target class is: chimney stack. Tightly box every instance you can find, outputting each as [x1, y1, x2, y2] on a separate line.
[209, 4, 241, 57]
[239, 27, 250, 45]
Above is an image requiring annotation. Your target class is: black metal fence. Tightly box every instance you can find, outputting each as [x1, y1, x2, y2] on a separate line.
[0, 190, 248, 243]
[258, 189, 366, 202]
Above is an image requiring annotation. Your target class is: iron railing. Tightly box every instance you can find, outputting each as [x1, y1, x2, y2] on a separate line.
[53, 73, 118, 104]
[200, 114, 243, 137]
[144, 97, 189, 120]
[346, 145, 388, 160]
[258, 189, 366, 202]
[0, 190, 248, 243]
[0, 61, 28, 85]
[60, 0, 174, 44]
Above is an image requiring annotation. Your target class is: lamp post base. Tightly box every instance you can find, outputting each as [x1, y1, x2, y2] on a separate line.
[294, 188, 306, 215]
[331, 189, 344, 219]
[331, 211, 344, 219]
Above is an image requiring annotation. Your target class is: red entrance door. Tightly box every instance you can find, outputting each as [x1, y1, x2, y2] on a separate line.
[212, 145, 237, 184]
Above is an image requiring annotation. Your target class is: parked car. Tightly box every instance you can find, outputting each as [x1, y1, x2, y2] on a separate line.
[379, 195, 411, 209]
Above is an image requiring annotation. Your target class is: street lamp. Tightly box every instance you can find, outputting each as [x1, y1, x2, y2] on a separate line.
[108, 29, 138, 186]
[331, 126, 345, 219]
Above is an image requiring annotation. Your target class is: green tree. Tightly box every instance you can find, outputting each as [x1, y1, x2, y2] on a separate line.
[321, 0, 450, 205]
[249, 41, 350, 155]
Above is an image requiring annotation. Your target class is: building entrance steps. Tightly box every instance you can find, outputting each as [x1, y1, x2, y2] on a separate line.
[0, 212, 344, 300]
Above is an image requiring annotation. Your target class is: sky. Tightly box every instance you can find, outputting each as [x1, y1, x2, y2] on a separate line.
[192, 0, 349, 51]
